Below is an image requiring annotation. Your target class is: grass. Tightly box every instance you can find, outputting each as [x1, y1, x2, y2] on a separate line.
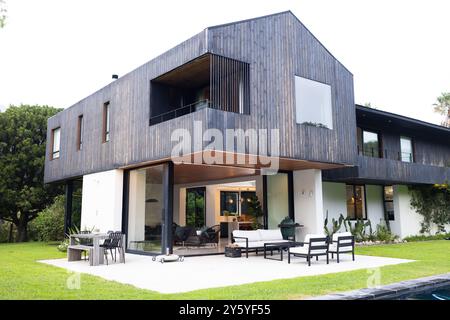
[1, 240, 450, 299]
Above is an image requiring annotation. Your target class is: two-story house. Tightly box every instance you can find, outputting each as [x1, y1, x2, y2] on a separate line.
[44, 11, 450, 256]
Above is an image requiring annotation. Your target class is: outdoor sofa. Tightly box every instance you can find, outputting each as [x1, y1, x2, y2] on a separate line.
[232, 229, 291, 258]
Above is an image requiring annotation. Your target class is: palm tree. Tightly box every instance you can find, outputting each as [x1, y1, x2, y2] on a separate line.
[0, 0, 6, 29]
[433, 92, 450, 128]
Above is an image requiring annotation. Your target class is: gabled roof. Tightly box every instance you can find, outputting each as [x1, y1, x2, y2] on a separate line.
[206, 10, 352, 75]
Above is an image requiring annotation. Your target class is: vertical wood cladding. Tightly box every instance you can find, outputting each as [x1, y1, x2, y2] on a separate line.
[45, 12, 357, 183]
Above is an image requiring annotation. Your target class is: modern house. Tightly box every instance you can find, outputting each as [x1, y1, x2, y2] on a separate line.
[44, 11, 450, 256]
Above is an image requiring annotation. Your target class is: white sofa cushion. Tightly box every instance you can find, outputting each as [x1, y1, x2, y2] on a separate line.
[332, 232, 352, 244]
[232, 230, 261, 242]
[258, 229, 283, 241]
[235, 241, 267, 248]
[329, 243, 353, 253]
[304, 234, 328, 254]
[289, 246, 309, 255]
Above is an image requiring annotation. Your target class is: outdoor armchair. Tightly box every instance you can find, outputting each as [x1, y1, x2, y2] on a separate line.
[288, 234, 329, 266]
[328, 232, 355, 263]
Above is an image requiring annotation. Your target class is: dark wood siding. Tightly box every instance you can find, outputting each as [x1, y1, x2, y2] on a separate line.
[323, 156, 450, 185]
[206, 12, 356, 164]
[45, 12, 357, 183]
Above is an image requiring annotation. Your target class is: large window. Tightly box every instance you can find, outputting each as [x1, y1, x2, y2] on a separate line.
[295, 76, 333, 129]
[185, 188, 206, 228]
[400, 136, 414, 162]
[346, 185, 366, 220]
[103, 102, 110, 142]
[51, 127, 60, 159]
[220, 191, 239, 216]
[77, 115, 83, 151]
[357, 128, 380, 158]
[383, 186, 395, 221]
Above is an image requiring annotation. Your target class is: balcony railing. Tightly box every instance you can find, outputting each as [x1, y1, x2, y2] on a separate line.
[149, 100, 212, 126]
[357, 146, 415, 163]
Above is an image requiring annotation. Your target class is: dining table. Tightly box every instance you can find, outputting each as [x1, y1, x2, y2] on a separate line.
[68, 233, 125, 266]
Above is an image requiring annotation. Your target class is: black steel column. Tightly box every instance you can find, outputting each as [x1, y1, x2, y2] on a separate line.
[262, 175, 268, 229]
[121, 170, 130, 249]
[162, 161, 174, 254]
[64, 180, 74, 235]
[287, 171, 295, 221]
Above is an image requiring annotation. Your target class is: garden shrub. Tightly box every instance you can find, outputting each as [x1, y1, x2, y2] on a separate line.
[29, 195, 65, 242]
[410, 184, 450, 234]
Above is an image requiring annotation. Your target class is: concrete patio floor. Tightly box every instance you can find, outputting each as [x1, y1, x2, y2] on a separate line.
[40, 253, 413, 294]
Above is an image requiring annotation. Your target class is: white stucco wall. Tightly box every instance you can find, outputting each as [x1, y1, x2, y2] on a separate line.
[80, 169, 123, 232]
[392, 185, 423, 238]
[365, 185, 385, 226]
[322, 182, 347, 222]
[294, 169, 324, 241]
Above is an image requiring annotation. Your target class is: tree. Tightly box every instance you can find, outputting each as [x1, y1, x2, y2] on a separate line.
[0, 0, 6, 28]
[0, 105, 63, 241]
[433, 92, 450, 128]
[410, 184, 450, 234]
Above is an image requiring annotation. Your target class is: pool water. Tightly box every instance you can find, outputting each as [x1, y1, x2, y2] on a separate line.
[402, 285, 450, 300]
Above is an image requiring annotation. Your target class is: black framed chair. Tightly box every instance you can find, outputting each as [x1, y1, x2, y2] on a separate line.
[328, 232, 355, 263]
[200, 225, 220, 246]
[101, 231, 124, 265]
[288, 234, 329, 266]
[174, 226, 194, 247]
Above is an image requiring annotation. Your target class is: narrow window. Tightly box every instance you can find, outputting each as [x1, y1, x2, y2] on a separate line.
[51, 127, 61, 159]
[358, 129, 381, 158]
[238, 78, 244, 114]
[102, 102, 110, 143]
[383, 186, 395, 221]
[295, 76, 333, 129]
[346, 185, 366, 220]
[400, 136, 413, 162]
[77, 115, 83, 150]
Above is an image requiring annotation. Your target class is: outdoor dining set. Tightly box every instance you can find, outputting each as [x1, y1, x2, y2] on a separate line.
[67, 231, 126, 266]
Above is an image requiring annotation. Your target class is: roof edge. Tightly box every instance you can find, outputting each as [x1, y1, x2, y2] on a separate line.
[356, 104, 450, 133]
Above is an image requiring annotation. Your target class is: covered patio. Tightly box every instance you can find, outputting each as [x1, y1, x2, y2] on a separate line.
[40, 253, 413, 294]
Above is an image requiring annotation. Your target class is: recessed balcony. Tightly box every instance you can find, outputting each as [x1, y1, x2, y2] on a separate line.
[149, 53, 250, 126]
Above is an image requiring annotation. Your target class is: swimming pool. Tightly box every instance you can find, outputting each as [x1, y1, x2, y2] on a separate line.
[400, 285, 450, 300]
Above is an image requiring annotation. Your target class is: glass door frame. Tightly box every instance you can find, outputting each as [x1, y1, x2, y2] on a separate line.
[121, 161, 174, 256]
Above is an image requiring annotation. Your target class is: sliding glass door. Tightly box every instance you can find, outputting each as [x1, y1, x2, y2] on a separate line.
[127, 164, 165, 254]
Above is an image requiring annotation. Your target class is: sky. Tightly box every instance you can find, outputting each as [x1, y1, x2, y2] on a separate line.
[0, 0, 449, 125]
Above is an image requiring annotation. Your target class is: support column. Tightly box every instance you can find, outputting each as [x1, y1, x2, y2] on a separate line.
[64, 180, 74, 235]
[162, 161, 174, 254]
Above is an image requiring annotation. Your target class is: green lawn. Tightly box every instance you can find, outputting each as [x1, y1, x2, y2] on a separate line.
[1, 241, 450, 300]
